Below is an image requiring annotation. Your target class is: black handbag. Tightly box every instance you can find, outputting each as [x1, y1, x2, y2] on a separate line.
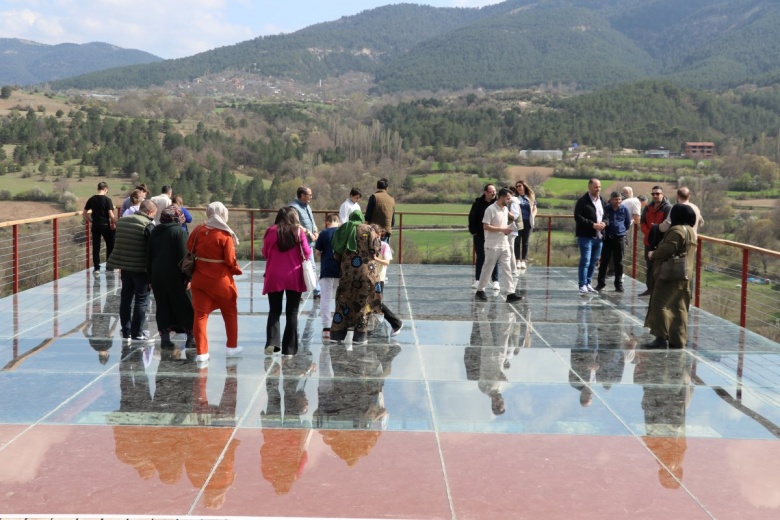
[657, 226, 691, 282]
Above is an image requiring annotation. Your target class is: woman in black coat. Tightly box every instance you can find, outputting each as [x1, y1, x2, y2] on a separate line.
[147, 206, 194, 348]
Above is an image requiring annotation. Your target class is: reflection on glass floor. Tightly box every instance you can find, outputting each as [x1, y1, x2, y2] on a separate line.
[2, 262, 780, 519]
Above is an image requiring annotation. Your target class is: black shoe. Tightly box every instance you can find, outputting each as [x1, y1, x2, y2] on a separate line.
[506, 293, 524, 303]
[475, 290, 488, 301]
[594, 283, 606, 292]
[615, 286, 624, 293]
[642, 337, 668, 349]
[638, 289, 651, 297]
[313, 293, 321, 300]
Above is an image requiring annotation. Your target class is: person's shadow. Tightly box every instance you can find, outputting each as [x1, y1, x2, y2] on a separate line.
[634, 349, 693, 489]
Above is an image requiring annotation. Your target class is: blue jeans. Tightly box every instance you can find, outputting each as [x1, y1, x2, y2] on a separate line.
[577, 236, 603, 288]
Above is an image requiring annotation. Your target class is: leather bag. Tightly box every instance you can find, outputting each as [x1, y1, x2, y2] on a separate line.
[179, 227, 201, 278]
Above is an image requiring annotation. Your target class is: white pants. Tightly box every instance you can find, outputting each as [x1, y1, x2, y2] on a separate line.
[478, 245, 515, 295]
[507, 235, 518, 272]
[319, 277, 340, 329]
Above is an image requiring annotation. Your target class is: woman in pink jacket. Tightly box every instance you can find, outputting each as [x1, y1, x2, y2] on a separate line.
[262, 207, 311, 357]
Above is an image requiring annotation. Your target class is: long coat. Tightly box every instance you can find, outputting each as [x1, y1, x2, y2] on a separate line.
[644, 225, 697, 348]
[147, 222, 193, 331]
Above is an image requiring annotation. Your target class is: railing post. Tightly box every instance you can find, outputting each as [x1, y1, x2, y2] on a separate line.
[631, 225, 638, 279]
[398, 213, 404, 265]
[250, 211, 255, 263]
[740, 248, 749, 329]
[694, 236, 703, 308]
[12, 224, 19, 294]
[53, 218, 59, 280]
[546, 216, 552, 267]
[85, 220, 91, 270]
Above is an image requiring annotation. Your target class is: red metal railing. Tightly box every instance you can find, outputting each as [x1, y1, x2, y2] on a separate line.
[2, 209, 779, 340]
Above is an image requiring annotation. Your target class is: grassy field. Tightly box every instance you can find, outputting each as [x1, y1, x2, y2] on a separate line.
[395, 203, 470, 227]
[605, 157, 700, 168]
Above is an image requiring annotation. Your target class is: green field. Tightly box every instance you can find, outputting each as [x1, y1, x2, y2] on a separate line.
[540, 177, 586, 197]
[395, 203, 470, 227]
[604, 157, 700, 168]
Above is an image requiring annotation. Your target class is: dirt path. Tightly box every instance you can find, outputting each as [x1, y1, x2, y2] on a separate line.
[0, 201, 69, 223]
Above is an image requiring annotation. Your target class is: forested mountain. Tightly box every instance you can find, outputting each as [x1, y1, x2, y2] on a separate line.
[46, 0, 780, 93]
[0, 39, 162, 85]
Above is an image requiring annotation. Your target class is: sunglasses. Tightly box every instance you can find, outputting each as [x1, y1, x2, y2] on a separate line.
[651, 192, 662, 195]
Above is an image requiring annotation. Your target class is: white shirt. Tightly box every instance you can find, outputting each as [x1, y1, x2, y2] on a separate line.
[339, 198, 361, 224]
[377, 241, 392, 282]
[482, 202, 509, 248]
[149, 194, 171, 224]
[621, 197, 642, 225]
[591, 194, 604, 239]
[509, 196, 523, 236]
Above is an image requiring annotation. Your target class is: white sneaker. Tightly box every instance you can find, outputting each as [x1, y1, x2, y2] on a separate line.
[390, 324, 403, 337]
[194, 353, 209, 368]
[587, 284, 599, 293]
[579, 285, 590, 295]
[471, 280, 480, 289]
[492, 281, 500, 291]
[226, 346, 244, 357]
[520, 261, 527, 269]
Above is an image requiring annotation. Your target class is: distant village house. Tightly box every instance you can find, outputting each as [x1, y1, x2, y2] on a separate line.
[684, 142, 715, 159]
[519, 150, 563, 162]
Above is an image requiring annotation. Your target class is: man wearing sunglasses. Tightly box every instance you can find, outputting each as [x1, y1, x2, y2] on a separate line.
[639, 186, 672, 297]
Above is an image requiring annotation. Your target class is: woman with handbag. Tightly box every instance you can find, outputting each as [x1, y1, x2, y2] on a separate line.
[329, 210, 382, 345]
[189, 201, 244, 366]
[643, 204, 698, 349]
[262, 207, 311, 357]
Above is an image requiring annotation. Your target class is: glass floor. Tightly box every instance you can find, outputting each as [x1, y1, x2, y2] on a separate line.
[1, 262, 779, 519]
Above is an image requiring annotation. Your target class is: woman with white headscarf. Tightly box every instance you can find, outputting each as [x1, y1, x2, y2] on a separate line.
[188, 202, 244, 366]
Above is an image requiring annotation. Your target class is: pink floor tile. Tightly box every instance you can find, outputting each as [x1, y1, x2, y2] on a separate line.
[195, 429, 452, 519]
[0, 424, 26, 447]
[673, 438, 780, 520]
[440, 433, 711, 520]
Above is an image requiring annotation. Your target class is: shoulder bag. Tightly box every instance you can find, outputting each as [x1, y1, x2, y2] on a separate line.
[179, 226, 201, 278]
[657, 226, 691, 282]
[300, 241, 317, 292]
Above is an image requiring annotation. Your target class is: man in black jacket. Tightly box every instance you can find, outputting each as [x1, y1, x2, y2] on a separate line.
[468, 184, 498, 290]
[574, 179, 608, 295]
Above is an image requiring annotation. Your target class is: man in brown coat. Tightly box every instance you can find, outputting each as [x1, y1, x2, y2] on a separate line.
[365, 178, 395, 243]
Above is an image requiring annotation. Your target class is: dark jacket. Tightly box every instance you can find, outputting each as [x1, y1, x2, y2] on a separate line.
[574, 192, 608, 238]
[106, 213, 155, 273]
[147, 222, 193, 331]
[468, 195, 494, 237]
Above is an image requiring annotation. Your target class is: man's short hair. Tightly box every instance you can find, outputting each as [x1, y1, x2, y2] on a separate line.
[497, 187, 512, 198]
[376, 178, 389, 190]
[483, 183, 495, 192]
[161, 185, 171, 195]
[652, 185, 663, 192]
[677, 187, 691, 201]
[349, 187, 362, 198]
[638, 195, 648, 202]
[326, 214, 340, 225]
[139, 200, 156, 215]
[97, 182, 108, 191]
[610, 191, 622, 199]
[297, 186, 310, 199]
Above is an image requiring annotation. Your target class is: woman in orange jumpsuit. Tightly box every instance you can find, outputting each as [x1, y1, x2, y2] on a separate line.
[188, 201, 244, 366]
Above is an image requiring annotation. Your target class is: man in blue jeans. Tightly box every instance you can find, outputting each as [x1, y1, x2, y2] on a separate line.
[573, 179, 607, 295]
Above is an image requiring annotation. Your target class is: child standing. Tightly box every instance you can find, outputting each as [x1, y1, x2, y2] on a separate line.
[371, 225, 404, 337]
[314, 214, 341, 340]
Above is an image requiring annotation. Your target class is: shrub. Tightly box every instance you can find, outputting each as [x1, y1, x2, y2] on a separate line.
[60, 191, 79, 212]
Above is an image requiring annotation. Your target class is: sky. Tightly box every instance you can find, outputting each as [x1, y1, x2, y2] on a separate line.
[0, 0, 500, 59]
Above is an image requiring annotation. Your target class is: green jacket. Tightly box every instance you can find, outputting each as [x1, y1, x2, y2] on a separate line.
[107, 213, 155, 273]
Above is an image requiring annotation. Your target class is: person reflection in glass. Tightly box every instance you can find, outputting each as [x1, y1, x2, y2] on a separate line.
[316, 338, 401, 465]
[84, 275, 120, 365]
[569, 302, 635, 407]
[634, 349, 692, 489]
[260, 345, 316, 494]
[466, 301, 515, 415]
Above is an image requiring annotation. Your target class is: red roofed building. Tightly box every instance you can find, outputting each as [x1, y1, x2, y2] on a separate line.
[684, 142, 715, 159]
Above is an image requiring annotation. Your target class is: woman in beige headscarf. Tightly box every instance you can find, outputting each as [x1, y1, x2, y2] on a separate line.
[188, 202, 243, 366]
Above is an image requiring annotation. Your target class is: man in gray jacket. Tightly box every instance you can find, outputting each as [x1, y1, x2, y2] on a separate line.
[107, 200, 157, 342]
[290, 186, 320, 298]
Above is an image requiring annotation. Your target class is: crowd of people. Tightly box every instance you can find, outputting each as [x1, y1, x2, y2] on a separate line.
[84, 177, 404, 368]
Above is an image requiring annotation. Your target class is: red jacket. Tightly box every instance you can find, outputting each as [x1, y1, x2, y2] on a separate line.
[640, 200, 671, 247]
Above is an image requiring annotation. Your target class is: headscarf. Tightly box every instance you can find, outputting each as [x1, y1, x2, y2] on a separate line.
[205, 201, 239, 246]
[160, 205, 185, 225]
[331, 210, 364, 255]
[669, 204, 696, 228]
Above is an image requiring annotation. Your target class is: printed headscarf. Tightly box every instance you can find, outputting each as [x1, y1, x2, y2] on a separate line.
[160, 205, 185, 225]
[205, 201, 239, 246]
